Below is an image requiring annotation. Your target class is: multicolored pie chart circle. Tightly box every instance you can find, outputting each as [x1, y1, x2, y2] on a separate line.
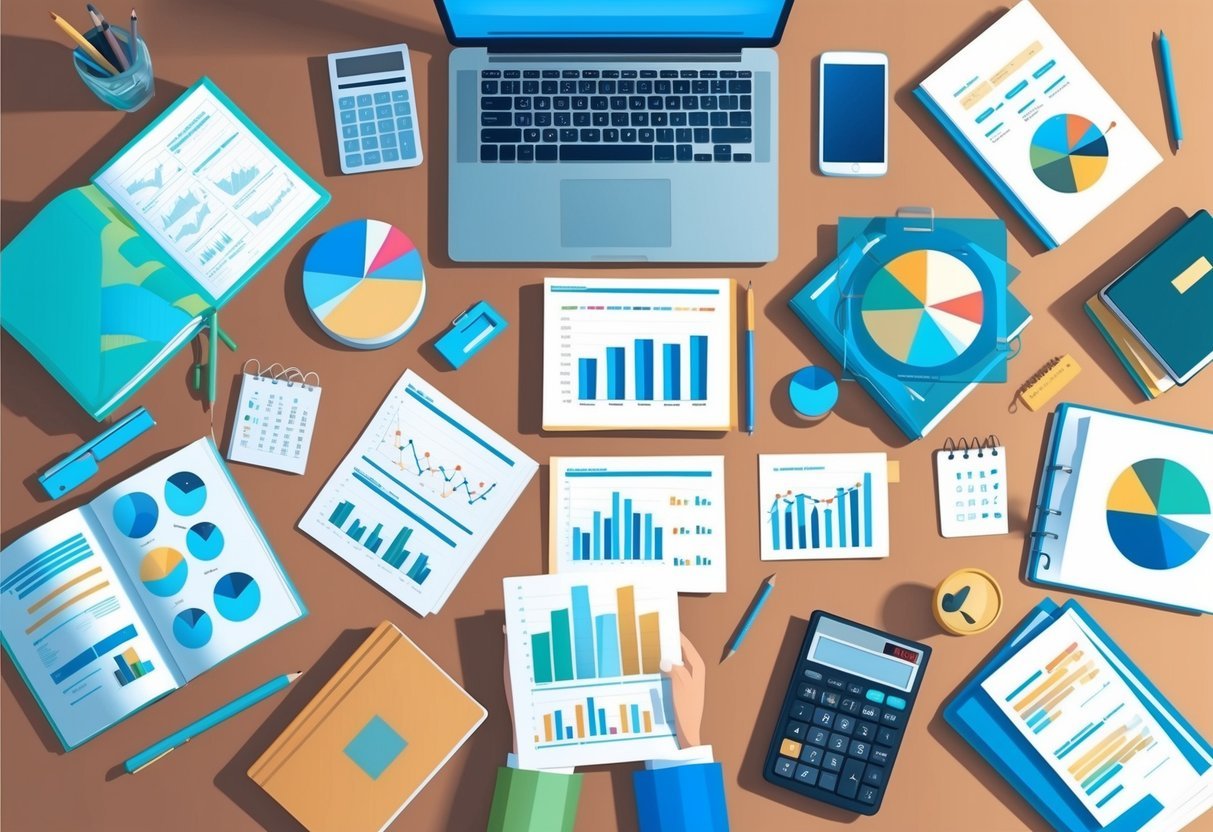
[1029, 113, 1109, 194]
[1106, 458, 1210, 570]
[140, 547, 188, 597]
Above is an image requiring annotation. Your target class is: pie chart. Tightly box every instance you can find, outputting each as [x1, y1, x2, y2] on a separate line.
[859, 249, 984, 368]
[214, 572, 261, 621]
[1029, 114, 1109, 194]
[1106, 458, 1210, 570]
[165, 471, 207, 516]
[303, 219, 426, 349]
[186, 522, 224, 561]
[140, 547, 188, 597]
[112, 492, 159, 538]
[173, 608, 213, 649]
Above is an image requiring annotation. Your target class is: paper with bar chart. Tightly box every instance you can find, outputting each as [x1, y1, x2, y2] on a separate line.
[981, 608, 1207, 825]
[300, 370, 537, 616]
[505, 574, 680, 769]
[542, 277, 736, 430]
[758, 453, 889, 561]
[93, 81, 325, 300]
[550, 456, 726, 593]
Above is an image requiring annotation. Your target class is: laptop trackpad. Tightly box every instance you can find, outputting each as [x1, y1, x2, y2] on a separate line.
[560, 179, 672, 248]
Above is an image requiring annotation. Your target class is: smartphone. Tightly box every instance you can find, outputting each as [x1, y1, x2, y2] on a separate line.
[818, 52, 889, 177]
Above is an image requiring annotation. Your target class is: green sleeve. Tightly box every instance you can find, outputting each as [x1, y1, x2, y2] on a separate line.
[486, 766, 582, 832]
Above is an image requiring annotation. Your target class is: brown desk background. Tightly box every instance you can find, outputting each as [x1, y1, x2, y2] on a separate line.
[3, 1, 1212, 829]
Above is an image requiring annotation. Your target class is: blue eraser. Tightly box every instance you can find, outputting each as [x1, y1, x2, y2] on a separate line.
[434, 301, 507, 369]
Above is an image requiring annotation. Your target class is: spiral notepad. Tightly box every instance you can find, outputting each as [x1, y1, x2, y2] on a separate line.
[936, 436, 1007, 538]
[227, 362, 321, 475]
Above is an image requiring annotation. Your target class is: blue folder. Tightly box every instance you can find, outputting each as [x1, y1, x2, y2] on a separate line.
[944, 598, 1213, 831]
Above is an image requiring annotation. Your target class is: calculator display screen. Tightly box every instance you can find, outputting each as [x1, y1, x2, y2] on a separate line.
[335, 51, 405, 77]
[808, 617, 920, 692]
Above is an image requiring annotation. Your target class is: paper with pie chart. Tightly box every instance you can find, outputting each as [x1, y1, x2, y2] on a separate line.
[918, 0, 1160, 245]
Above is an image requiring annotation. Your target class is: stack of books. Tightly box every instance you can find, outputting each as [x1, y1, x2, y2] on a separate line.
[1086, 210, 1212, 399]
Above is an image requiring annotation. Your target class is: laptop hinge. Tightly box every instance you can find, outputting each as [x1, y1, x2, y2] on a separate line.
[486, 48, 744, 60]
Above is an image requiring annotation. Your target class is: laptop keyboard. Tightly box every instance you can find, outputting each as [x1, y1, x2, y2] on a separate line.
[478, 68, 755, 163]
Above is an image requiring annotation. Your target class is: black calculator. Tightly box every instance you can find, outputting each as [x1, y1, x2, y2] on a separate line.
[763, 611, 931, 815]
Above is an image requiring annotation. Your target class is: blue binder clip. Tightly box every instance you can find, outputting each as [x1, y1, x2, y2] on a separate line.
[434, 301, 508, 369]
[38, 407, 156, 499]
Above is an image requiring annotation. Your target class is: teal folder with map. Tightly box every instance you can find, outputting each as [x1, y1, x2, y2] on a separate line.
[0, 77, 328, 420]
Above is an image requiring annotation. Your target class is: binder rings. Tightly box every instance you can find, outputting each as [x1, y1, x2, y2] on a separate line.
[945, 598, 1213, 832]
[1026, 403, 1213, 614]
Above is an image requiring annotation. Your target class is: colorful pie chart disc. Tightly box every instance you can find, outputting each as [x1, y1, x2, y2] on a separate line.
[1106, 458, 1210, 570]
[140, 547, 188, 597]
[1029, 114, 1109, 194]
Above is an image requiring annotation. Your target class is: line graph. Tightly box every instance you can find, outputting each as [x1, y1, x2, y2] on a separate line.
[161, 191, 200, 229]
[248, 185, 292, 226]
[214, 164, 259, 196]
[379, 425, 498, 505]
[174, 203, 212, 242]
[126, 164, 164, 196]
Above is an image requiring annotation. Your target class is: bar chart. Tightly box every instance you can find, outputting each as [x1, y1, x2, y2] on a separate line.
[112, 647, 155, 687]
[324, 500, 431, 584]
[543, 278, 735, 430]
[759, 453, 890, 561]
[552, 457, 727, 593]
[506, 574, 679, 768]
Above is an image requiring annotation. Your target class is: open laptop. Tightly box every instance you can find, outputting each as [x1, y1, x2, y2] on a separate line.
[438, 0, 791, 263]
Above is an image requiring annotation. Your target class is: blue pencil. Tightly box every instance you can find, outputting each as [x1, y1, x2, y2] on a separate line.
[745, 282, 756, 434]
[1158, 31, 1183, 150]
[725, 574, 776, 660]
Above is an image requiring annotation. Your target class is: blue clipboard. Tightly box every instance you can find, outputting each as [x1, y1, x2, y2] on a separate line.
[944, 598, 1213, 831]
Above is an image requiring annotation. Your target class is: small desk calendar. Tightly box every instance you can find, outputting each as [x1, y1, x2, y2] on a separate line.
[935, 436, 1008, 538]
[228, 364, 321, 475]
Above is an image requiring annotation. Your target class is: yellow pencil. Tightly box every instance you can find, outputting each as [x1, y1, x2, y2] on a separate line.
[49, 11, 119, 75]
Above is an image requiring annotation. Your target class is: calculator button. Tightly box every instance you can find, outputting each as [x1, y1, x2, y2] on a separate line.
[345, 154, 362, 167]
[811, 708, 834, 728]
[807, 727, 829, 747]
[399, 133, 416, 156]
[790, 702, 813, 721]
[827, 733, 848, 752]
[839, 698, 861, 715]
[794, 764, 819, 786]
[397, 116, 413, 130]
[823, 752, 843, 772]
[847, 683, 864, 696]
[342, 125, 358, 139]
[818, 772, 838, 792]
[886, 696, 907, 711]
[877, 727, 898, 746]
[382, 148, 399, 162]
[358, 107, 375, 121]
[870, 747, 892, 766]
[773, 758, 795, 778]
[880, 710, 903, 727]
[394, 102, 410, 116]
[854, 721, 877, 741]
[363, 151, 382, 165]
[780, 739, 803, 758]
[848, 739, 870, 760]
[359, 123, 375, 136]
[378, 119, 395, 133]
[826, 677, 845, 690]
[356, 94, 372, 106]
[858, 785, 879, 805]
[865, 690, 885, 704]
[392, 89, 408, 101]
[860, 703, 881, 721]
[839, 758, 865, 799]
[374, 91, 390, 104]
[834, 715, 856, 735]
[797, 684, 820, 703]
[341, 110, 357, 125]
[376, 104, 393, 119]
[339, 96, 355, 109]
[799, 746, 823, 766]
[360, 136, 378, 150]
[803, 669, 823, 681]
[380, 132, 397, 148]
[862, 764, 886, 787]
[785, 721, 808, 741]
[343, 139, 359, 152]
[821, 691, 840, 708]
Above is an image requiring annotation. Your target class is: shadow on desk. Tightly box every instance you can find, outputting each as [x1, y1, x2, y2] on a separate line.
[452, 611, 509, 831]
[1, 36, 136, 114]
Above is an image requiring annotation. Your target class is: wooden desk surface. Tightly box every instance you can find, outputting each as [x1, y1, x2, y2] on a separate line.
[3, 1, 1211, 829]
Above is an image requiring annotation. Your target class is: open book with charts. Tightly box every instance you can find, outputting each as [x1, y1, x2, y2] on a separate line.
[549, 456, 727, 593]
[915, 1, 1160, 248]
[504, 573, 680, 769]
[542, 277, 737, 431]
[0, 77, 328, 420]
[299, 370, 537, 616]
[0, 438, 305, 749]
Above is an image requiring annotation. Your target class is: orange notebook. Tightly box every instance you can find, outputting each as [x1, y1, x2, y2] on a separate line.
[248, 622, 485, 832]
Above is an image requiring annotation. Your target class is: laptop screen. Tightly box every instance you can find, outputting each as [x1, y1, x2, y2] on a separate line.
[438, 0, 791, 45]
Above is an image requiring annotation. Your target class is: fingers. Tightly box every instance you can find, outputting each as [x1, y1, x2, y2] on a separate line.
[662, 660, 691, 686]
[679, 633, 705, 679]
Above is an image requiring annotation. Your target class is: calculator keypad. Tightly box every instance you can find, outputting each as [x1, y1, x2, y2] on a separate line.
[337, 89, 417, 170]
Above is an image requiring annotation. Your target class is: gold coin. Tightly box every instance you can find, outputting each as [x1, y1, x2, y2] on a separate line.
[933, 568, 1003, 635]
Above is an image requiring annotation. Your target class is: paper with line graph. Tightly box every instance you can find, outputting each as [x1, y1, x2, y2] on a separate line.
[300, 370, 537, 615]
[981, 608, 1204, 825]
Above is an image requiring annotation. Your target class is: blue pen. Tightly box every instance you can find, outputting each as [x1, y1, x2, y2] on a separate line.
[124, 672, 300, 773]
[1158, 31, 1182, 150]
[745, 282, 756, 434]
[725, 574, 776, 660]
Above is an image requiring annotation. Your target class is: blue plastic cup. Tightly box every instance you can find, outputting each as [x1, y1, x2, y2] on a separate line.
[73, 26, 154, 112]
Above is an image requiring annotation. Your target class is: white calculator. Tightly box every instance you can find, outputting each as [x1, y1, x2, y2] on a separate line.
[328, 44, 423, 174]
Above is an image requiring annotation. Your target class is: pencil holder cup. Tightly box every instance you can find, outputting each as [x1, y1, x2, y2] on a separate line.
[73, 26, 154, 112]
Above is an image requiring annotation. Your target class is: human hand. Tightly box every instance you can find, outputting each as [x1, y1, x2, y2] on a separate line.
[661, 633, 706, 748]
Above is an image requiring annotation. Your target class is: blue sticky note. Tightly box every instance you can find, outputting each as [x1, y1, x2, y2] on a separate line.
[344, 715, 407, 780]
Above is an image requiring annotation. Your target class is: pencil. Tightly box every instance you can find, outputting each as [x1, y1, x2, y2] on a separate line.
[129, 8, 138, 60]
[50, 11, 118, 75]
[724, 574, 776, 660]
[87, 4, 130, 71]
[745, 282, 756, 435]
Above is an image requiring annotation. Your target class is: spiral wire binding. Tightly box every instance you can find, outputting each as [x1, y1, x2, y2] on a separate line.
[1010, 354, 1064, 413]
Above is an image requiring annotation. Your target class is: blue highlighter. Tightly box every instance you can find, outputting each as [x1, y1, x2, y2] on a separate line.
[39, 407, 155, 499]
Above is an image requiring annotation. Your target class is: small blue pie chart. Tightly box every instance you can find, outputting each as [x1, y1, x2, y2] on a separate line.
[165, 471, 207, 515]
[112, 492, 159, 538]
[186, 522, 224, 561]
[789, 366, 839, 419]
[173, 608, 213, 649]
[214, 572, 260, 621]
